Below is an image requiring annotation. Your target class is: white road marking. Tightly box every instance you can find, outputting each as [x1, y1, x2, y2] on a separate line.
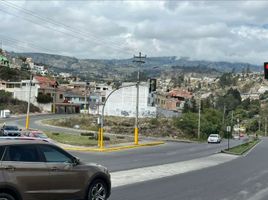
[111, 153, 238, 188]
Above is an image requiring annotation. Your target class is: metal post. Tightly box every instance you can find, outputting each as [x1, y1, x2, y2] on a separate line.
[258, 117, 261, 132]
[133, 52, 146, 145]
[197, 98, 201, 139]
[84, 84, 87, 113]
[25, 74, 32, 129]
[222, 104, 226, 124]
[237, 118, 240, 140]
[228, 131, 230, 150]
[52, 83, 56, 114]
[265, 117, 267, 137]
[135, 70, 140, 145]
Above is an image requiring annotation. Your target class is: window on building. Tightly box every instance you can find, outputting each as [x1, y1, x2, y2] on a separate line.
[102, 97, 106, 102]
[59, 94, 63, 99]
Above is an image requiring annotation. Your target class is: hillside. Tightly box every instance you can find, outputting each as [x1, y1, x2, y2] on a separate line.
[8, 52, 261, 81]
[0, 66, 31, 81]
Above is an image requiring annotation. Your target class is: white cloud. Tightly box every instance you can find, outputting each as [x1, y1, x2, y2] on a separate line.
[0, 0, 268, 64]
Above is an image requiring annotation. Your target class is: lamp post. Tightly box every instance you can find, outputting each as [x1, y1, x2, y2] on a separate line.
[99, 84, 136, 149]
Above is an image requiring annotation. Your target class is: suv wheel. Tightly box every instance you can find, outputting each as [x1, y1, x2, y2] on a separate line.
[88, 179, 108, 200]
[0, 193, 16, 200]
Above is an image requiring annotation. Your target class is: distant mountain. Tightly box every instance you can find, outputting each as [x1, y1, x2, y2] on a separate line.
[9, 52, 261, 80]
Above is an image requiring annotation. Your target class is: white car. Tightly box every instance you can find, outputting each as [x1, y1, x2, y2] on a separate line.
[207, 134, 222, 143]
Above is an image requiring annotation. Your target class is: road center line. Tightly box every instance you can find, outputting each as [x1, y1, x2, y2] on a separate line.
[111, 153, 238, 188]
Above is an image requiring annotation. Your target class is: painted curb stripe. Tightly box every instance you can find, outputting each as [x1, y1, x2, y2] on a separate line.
[62, 141, 165, 152]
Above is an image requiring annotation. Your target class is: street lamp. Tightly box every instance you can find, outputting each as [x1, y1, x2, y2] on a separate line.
[99, 84, 136, 149]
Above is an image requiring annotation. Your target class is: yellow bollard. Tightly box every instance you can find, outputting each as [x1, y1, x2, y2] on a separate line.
[134, 127, 139, 145]
[100, 128, 104, 149]
[25, 114, 30, 129]
[98, 128, 101, 147]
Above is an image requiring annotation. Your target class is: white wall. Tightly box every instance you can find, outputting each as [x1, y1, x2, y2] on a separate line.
[101, 83, 156, 118]
[13, 82, 39, 106]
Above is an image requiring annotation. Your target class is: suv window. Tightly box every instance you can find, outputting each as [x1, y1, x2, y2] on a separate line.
[3, 145, 40, 162]
[39, 145, 73, 163]
[0, 146, 5, 160]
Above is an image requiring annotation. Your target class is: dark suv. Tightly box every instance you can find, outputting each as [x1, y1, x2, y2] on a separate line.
[0, 140, 111, 200]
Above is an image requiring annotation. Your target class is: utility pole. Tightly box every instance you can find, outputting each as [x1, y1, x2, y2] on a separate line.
[231, 110, 234, 134]
[258, 117, 261, 132]
[237, 118, 240, 140]
[222, 104, 226, 124]
[133, 52, 146, 145]
[198, 97, 201, 140]
[265, 117, 267, 137]
[25, 74, 32, 129]
[84, 83, 87, 114]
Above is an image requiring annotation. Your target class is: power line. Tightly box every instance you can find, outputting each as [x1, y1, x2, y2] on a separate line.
[0, 34, 56, 53]
[0, 0, 134, 55]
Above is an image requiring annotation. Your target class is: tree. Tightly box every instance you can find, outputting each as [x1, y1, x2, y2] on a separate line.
[174, 112, 198, 137]
[182, 100, 191, 113]
[37, 94, 53, 104]
[219, 73, 235, 88]
[201, 109, 222, 137]
[217, 88, 241, 111]
[171, 74, 185, 87]
[191, 98, 198, 113]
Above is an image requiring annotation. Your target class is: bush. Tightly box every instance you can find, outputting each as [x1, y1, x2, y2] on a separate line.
[81, 132, 95, 137]
[37, 94, 53, 104]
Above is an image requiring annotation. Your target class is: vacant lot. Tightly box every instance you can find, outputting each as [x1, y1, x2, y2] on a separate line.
[44, 115, 188, 139]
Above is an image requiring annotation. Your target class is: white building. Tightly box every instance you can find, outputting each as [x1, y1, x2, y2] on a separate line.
[93, 82, 156, 118]
[13, 80, 39, 106]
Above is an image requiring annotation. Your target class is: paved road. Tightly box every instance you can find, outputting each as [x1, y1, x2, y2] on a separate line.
[1, 114, 245, 172]
[72, 139, 243, 172]
[0, 114, 81, 134]
[110, 138, 266, 200]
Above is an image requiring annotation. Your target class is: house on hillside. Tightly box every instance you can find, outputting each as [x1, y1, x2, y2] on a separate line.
[156, 89, 193, 111]
[0, 55, 9, 67]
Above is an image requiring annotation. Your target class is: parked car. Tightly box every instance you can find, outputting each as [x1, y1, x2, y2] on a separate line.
[207, 134, 222, 143]
[22, 129, 54, 143]
[0, 140, 111, 200]
[0, 125, 21, 137]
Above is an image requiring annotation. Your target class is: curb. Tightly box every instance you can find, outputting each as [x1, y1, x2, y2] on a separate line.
[222, 139, 261, 156]
[62, 141, 165, 152]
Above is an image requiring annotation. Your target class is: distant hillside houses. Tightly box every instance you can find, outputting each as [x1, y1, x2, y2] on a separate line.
[0, 55, 9, 68]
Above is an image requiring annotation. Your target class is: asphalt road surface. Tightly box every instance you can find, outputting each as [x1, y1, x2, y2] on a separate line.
[1, 114, 245, 172]
[110, 138, 266, 200]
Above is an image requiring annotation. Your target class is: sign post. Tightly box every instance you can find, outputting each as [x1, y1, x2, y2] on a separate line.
[227, 126, 231, 150]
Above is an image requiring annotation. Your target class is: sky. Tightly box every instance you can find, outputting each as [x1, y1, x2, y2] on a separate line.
[1, 0, 268, 64]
